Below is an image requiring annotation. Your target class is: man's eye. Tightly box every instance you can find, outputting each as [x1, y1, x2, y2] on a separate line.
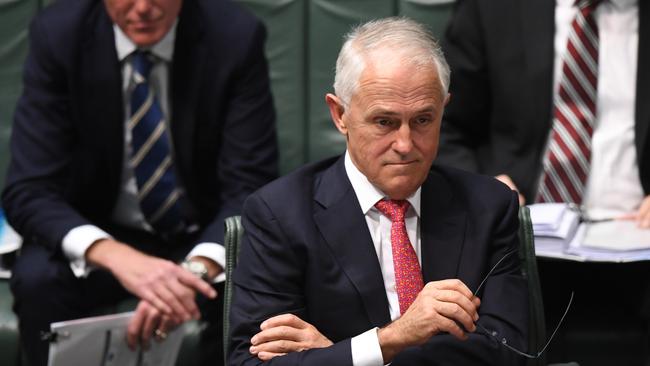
[415, 117, 432, 125]
[377, 119, 392, 126]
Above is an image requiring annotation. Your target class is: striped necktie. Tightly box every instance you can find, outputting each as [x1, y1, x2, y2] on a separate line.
[129, 51, 184, 234]
[375, 199, 424, 315]
[537, 0, 601, 204]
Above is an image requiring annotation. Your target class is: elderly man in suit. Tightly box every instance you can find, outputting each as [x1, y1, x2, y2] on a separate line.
[228, 18, 528, 366]
[1, 0, 277, 365]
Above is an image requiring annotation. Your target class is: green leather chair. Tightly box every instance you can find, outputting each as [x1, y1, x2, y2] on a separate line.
[222, 215, 244, 365]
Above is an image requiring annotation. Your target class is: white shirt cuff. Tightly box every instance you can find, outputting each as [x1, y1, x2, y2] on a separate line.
[351, 327, 385, 366]
[186, 242, 226, 283]
[62, 225, 112, 278]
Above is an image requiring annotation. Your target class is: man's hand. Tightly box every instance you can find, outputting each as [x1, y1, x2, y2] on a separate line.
[249, 313, 333, 361]
[495, 174, 526, 206]
[86, 239, 217, 323]
[377, 279, 480, 363]
[126, 299, 182, 350]
[618, 195, 650, 228]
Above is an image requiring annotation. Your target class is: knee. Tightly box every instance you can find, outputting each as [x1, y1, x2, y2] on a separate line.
[10, 246, 74, 305]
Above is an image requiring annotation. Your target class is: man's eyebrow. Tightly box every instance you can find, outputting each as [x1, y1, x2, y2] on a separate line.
[367, 106, 437, 116]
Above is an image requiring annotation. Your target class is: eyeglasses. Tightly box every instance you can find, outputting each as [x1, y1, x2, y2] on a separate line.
[473, 250, 574, 359]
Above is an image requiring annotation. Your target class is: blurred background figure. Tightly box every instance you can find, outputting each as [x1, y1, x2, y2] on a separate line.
[1, 0, 277, 365]
[438, 0, 650, 364]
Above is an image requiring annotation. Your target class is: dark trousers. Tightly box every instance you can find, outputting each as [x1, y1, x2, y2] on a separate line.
[10, 227, 223, 366]
[539, 260, 650, 366]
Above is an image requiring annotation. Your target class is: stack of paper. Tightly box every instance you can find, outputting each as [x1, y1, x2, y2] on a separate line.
[528, 203, 581, 259]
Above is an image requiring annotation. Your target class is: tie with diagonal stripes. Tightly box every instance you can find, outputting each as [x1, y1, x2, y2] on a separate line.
[129, 51, 184, 234]
[537, 0, 601, 204]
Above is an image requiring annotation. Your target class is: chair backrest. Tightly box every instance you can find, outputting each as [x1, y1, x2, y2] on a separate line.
[222, 215, 243, 364]
[518, 206, 547, 366]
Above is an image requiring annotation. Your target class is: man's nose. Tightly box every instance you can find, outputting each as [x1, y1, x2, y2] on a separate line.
[133, 0, 153, 14]
[392, 123, 414, 155]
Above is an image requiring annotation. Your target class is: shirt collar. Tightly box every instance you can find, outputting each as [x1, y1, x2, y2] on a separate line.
[344, 151, 421, 217]
[113, 20, 178, 62]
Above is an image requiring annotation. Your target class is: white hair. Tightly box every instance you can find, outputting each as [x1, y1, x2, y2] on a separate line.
[333, 17, 450, 106]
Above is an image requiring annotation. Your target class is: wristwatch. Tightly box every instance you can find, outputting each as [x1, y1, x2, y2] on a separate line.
[181, 260, 210, 281]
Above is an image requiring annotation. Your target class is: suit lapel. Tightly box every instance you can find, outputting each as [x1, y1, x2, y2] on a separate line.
[636, 0, 650, 166]
[171, 1, 206, 181]
[80, 5, 123, 196]
[313, 158, 392, 327]
[420, 169, 467, 283]
[521, 0, 555, 134]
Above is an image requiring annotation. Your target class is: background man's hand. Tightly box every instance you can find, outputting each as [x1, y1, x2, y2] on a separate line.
[618, 195, 650, 228]
[126, 299, 182, 350]
[377, 279, 480, 363]
[86, 239, 217, 324]
[495, 174, 526, 206]
[249, 313, 333, 361]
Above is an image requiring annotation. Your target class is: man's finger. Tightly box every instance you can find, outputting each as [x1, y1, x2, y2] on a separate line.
[251, 325, 303, 346]
[166, 278, 200, 320]
[140, 288, 173, 316]
[153, 281, 192, 322]
[257, 351, 287, 361]
[260, 313, 305, 330]
[428, 279, 474, 300]
[127, 305, 147, 350]
[177, 268, 217, 299]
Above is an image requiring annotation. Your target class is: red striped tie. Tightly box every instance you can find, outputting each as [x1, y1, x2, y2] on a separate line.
[537, 0, 601, 204]
[375, 199, 424, 315]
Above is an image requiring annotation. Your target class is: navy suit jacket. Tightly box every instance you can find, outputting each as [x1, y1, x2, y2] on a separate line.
[229, 156, 528, 366]
[438, 0, 650, 202]
[2, 0, 278, 251]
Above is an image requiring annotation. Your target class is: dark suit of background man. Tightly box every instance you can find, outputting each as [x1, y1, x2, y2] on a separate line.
[229, 18, 528, 366]
[438, 0, 650, 363]
[1, 0, 277, 364]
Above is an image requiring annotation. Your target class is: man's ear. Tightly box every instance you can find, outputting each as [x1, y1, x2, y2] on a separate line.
[444, 92, 451, 107]
[325, 93, 348, 135]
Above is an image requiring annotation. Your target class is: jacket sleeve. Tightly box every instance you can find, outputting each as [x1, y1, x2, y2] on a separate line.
[1, 15, 93, 253]
[228, 192, 354, 366]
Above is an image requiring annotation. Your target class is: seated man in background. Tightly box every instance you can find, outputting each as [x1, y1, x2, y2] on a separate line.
[228, 18, 528, 366]
[1, 0, 277, 365]
[438, 0, 650, 363]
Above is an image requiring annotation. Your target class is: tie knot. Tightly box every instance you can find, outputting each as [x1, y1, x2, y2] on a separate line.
[132, 51, 154, 81]
[375, 199, 410, 222]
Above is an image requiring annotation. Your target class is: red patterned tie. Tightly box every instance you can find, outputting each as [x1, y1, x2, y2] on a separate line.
[375, 199, 424, 315]
[537, 0, 601, 204]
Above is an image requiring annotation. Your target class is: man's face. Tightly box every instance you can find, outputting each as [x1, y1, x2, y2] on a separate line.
[104, 0, 182, 47]
[327, 54, 449, 200]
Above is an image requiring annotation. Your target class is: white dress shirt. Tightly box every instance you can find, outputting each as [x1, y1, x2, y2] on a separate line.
[344, 152, 422, 366]
[553, 0, 644, 219]
[62, 23, 225, 281]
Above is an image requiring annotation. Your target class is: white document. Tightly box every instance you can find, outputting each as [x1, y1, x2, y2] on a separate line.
[581, 220, 650, 251]
[47, 312, 185, 366]
[564, 224, 650, 262]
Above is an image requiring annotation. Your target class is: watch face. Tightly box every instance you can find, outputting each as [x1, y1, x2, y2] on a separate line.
[184, 260, 208, 280]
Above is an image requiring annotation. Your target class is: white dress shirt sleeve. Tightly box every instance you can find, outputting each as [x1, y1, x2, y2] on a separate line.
[186, 242, 226, 283]
[351, 327, 386, 366]
[62, 225, 112, 277]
